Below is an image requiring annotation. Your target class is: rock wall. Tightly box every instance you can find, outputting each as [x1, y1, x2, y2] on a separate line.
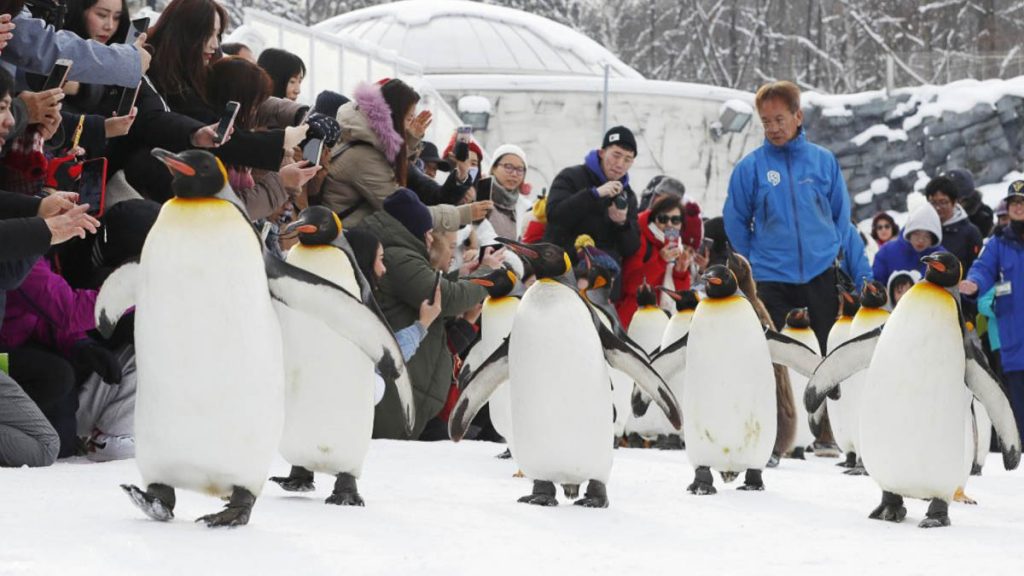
[803, 89, 1024, 220]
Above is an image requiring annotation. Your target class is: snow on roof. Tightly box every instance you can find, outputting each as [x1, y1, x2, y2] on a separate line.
[313, 0, 642, 79]
[425, 74, 754, 103]
[851, 124, 908, 147]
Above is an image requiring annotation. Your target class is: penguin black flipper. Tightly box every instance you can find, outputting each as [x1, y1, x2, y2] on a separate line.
[650, 333, 689, 381]
[804, 326, 882, 413]
[595, 320, 681, 430]
[764, 328, 821, 378]
[265, 253, 416, 435]
[95, 260, 140, 339]
[963, 336, 1021, 471]
[449, 337, 510, 441]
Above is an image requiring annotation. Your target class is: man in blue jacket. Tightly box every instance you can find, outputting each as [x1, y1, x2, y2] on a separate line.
[960, 181, 1024, 441]
[724, 80, 851, 351]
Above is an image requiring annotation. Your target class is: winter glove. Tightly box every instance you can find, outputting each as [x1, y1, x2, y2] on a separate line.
[72, 338, 124, 384]
[303, 112, 341, 148]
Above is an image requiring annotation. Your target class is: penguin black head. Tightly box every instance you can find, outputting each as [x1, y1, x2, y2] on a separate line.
[636, 280, 657, 308]
[837, 283, 860, 317]
[152, 148, 228, 199]
[785, 307, 811, 329]
[285, 206, 343, 246]
[663, 288, 700, 312]
[701, 265, 738, 298]
[497, 237, 572, 281]
[921, 252, 962, 288]
[859, 280, 888, 309]
[468, 266, 518, 298]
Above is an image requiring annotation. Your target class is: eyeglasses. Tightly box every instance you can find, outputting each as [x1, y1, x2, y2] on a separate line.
[928, 198, 953, 208]
[498, 163, 526, 175]
[655, 215, 683, 225]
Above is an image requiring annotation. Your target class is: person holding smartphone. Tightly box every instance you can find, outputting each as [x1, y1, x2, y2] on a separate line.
[615, 194, 704, 328]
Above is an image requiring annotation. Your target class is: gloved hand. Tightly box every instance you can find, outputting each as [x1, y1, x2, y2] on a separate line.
[72, 338, 124, 384]
[304, 112, 341, 148]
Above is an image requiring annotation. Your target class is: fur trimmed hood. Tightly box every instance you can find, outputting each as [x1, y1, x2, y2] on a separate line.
[336, 82, 404, 163]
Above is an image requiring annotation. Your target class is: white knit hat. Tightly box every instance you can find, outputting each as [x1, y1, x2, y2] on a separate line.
[489, 144, 528, 173]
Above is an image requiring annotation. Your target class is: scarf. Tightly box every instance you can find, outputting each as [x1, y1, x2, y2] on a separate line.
[490, 179, 519, 211]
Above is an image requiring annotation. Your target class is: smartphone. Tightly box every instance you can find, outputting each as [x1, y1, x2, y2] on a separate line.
[214, 101, 240, 144]
[115, 81, 142, 117]
[78, 158, 108, 217]
[428, 271, 442, 305]
[42, 59, 72, 91]
[302, 137, 324, 166]
[125, 17, 150, 44]
[700, 237, 715, 257]
[454, 125, 472, 161]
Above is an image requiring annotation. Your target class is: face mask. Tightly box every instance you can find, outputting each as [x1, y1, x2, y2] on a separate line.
[468, 167, 479, 182]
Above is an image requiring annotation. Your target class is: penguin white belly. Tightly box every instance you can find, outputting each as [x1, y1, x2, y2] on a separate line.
[481, 297, 519, 448]
[276, 307, 375, 476]
[826, 319, 853, 451]
[684, 296, 776, 472]
[834, 309, 889, 454]
[781, 327, 819, 449]
[858, 284, 969, 500]
[658, 312, 693, 441]
[286, 245, 360, 296]
[510, 281, 612, 485]
[625, 308, 670, 439]
[134, 200, 284, 497]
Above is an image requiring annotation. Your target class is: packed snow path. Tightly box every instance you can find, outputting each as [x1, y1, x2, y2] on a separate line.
[2, 440, 1021, 575]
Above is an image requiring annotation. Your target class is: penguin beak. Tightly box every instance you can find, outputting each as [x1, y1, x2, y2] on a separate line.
[283, 218, 318, 236]
[152, 148, 196, 177]
[497, 237, 539, 260]
[470, 277, 495, 287]
[662, 288, 681, 301]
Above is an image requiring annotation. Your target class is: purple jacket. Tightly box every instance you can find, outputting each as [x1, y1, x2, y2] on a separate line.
[0, 258, 97, 357]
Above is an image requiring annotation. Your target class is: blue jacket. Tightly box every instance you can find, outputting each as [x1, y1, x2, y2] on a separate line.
[840, 224, 872, 290]
[872, 236, 944, 286]
[724, 131, 850, 284]
[966, 227, 1024, 371]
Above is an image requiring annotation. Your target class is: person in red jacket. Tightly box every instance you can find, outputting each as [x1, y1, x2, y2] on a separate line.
[616, 195, 702, 327]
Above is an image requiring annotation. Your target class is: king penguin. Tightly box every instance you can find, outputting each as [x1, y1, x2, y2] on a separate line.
[650, 288, 699, 450]
[780, 308, 820, 459]
[830, 280, 890, 475]
[805, 252, 1021, 528]
[809, 285, 860, 459]
[462, 265, 520, 459]
[624, 282, 672, 448]
[649, 265, 820, 494]
[450, 238, 681, 508]
[94, 150, 410, 527]
[267, 206, 416, 506]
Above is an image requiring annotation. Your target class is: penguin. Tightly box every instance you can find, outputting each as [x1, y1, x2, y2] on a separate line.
[780, 308, 820, 459]
[624, 282, 672, 447]
[267, 206, 416, 506]
[809, 285, 860, 459]
[449, 238, 681, 508]
[653, 288, 700, 450]
[805, 252, 1021, 528]
[830, 280, 890, 475]
[94, 150, 411, 527]
[649, 265, 821, 494]
[462, 265, 521, 459]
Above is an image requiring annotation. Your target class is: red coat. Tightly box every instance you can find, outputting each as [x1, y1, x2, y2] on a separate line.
[615, 210, 691, 327]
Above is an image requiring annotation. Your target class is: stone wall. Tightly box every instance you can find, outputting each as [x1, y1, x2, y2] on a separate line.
[803, 91, 1024, 220]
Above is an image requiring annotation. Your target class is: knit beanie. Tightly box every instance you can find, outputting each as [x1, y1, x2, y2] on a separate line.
[489, 143, 528, 173]
[383, 188, 433, 239]
[97, 199, 162, 267]
[602, 125, 637, 156]
[680, 200, 704, 250]
[314, 90, 350, 119]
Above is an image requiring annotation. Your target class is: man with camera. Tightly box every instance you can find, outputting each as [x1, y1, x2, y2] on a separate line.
[543, 125, 641, 291]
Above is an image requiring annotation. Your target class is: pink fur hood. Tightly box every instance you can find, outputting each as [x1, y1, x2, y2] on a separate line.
[345, 82, 404, 163]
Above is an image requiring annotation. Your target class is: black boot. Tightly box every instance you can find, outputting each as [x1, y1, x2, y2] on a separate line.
[737, 468, 765, 491]
[919, 498, 951, 528]
[518, 480, 558, 506]
[122, 483, 175, 521]
[326, 473, 364, 506]
[574, 480, 609, 508]
[868, 491, 906, 523]
[196, 486, 256, 528]
[269, 465, 315, 492]
[687, 466, 716, 495]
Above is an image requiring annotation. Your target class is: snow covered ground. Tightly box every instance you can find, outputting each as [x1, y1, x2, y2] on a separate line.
[2, 440, 1021, 575]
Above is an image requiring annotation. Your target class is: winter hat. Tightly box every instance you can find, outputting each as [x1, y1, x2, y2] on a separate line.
[304, 112, 342, 148]
[96, 199, 162, 267]
[442, 134, 484, 163]
[996, 199, 1009, 217]
[602, 125, 637, 156]
[383, 188, 433, 239]
[313, 90, 350, 119]
[428, 203, 473, 233]
[680, 200, 703, 250]
[574, 234, 620, 276]
[490, 143, 528, 173]
[418, 141, 451, 171]
[944, 169, 975, 198]
[902, 203, 942, 246]
[344, 228, 382, 285]
[653, 176, 685, 199]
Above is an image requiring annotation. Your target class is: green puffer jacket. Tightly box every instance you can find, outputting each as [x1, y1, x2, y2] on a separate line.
[358, 211, 490, 439]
